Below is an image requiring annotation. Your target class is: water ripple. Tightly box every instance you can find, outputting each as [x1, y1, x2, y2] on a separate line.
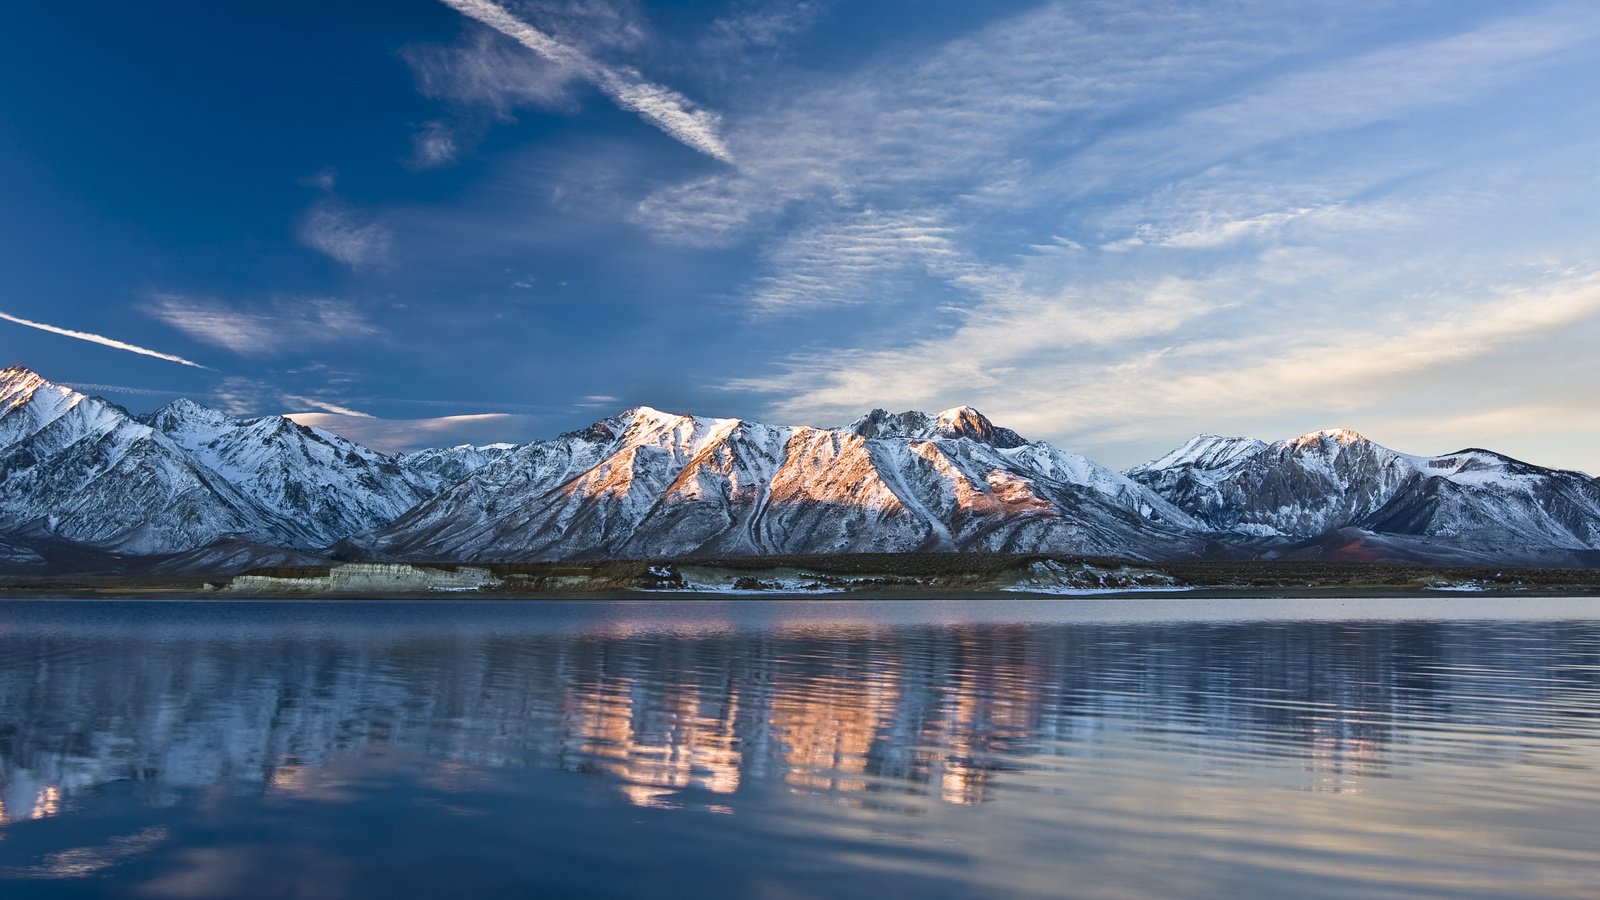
[0, 599, 1598, 897]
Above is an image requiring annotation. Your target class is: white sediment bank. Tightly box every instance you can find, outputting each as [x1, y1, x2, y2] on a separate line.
[220, 563, 500, 595]
[1002, 559, 1186, 595]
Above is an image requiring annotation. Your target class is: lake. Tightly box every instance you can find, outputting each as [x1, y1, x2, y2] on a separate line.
[1, 597, 1598, 898]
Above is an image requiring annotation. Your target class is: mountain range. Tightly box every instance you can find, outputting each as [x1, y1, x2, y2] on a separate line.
[3, 364, 1598, 574]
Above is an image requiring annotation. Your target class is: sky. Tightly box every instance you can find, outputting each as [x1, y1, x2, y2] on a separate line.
[3, 0, 1599, 472]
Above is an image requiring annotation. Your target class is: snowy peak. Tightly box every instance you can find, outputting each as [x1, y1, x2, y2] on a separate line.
[847, 408, 934, 440]
[1283, 428, 1370, 452]
[143, 397, 234, 436]
[0, 366, 147, 455]
[359, 399, 1199, 562]
[397, 443, 517, 492]
[604, 407, 747, 462]
[620, 405, 684, 427]
[0, 364, 49, 400]
[1131, 426, 1600, 557]
[5, 361, 1600, 569]
[1133, 434, 1269, 474]
[934, 405, 1019, 446]
[138, 400, 428, 548]
[848, 406, 1028, 448]
[0, 365, 82, 429]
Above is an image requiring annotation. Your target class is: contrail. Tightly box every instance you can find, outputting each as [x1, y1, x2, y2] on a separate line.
[437, 0, 734, 163]
[62, 382, 185, 398]
[0, 309, 211, 370]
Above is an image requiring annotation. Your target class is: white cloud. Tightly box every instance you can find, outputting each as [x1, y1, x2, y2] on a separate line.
[737, 264, 1600, 466]
[297, 202, 392, 269]
[297, 168, 337, 192]
[284, 411, 535, 453]
[435, 0, 733, 162]
[1106, 207, 1324, 250]
[731, 273, 1229, 419]
[144, 294, 381, 357]
[746, 210, 976, 314]
[1061, 6, 1600, 198]
[406, 29, 578, 116]
[699, 0, 829, 59]
[209, 376, 273, 417]
[282, 396, 375, 418]
[409, 121, 461, 169]
[634, 0, 1328, 248]
[615, 1, 1600, 472]
[0, 309, 211, 369]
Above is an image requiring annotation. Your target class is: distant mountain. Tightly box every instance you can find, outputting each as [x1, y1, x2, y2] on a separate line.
[3, 363, 1599, 574]
[0, 366, 288, 556]
[353, 405, 1199, 561]
[1127, 428, 1600, 563]
[395, 443, 518, 493]
[140, 397, 433, 548]
[0, 366, 500, 565]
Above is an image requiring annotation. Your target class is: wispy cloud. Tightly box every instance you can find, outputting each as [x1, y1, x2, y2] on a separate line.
[0, 309, 211, 369]
[731, 272, 1230, 419]
[210, 376, 272, 417]
[436, 0, 733, 162]
[1104, 207, 1325, 251]
[634, 0, 1322, 248]
[206, 376, 385, 423]
[573, 393, 620, 410]
[297, 201, 392, 269]
[607, 1, 1600, 472]
[747, 210, 975, 314]
[1060, 6, 1600, 199]
[409, 121, 461, 169]
[282, 395, 376, 418]
[284, 411, 537, 453]
[144, 294, 381, 357]
[344, 396, 552, 413]
[698, 0, 829, 64]
[737, 260, 1600, 465]
[406, 28, 578, 117]
[297, 168, 338, 192]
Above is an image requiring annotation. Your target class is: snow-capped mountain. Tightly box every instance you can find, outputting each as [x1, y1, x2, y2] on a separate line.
[1128, 427, 1600, 559]
[0, 366, 289, 555]
[396, 443, 518, 493]
[0, 366, 430, 560]
[356, 405, 1201, 561]
[141, 398, 434, 548]
[848, 406, 1029, 448]
[4, 362, 1600, 572]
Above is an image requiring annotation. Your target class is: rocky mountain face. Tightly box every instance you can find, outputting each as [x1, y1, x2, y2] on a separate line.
[396, 443, 518, 493]
[0, 366, 497, 563]
[1127, 428, 1600, 562]
[0, 367, 288, 556]
[356, 406, 1200, 562]
[140, 397, 436, 549]
[3, 364, 1600, 573]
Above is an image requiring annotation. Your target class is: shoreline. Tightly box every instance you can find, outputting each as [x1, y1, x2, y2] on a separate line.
[3, 585, 1599, 602]
[5, 554, 1599, 602]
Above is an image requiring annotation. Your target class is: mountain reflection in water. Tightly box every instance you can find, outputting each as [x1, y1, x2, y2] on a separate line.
[1, 598, 1599, 898]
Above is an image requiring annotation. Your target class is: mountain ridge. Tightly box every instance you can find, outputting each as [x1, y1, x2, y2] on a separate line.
[3, 364, 1598, 574]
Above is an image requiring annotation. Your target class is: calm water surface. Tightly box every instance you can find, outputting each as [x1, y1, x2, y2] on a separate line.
[1, 597, 1598, 898]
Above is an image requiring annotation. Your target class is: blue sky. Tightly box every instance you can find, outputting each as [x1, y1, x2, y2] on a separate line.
[3, 0, 1599, 471]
